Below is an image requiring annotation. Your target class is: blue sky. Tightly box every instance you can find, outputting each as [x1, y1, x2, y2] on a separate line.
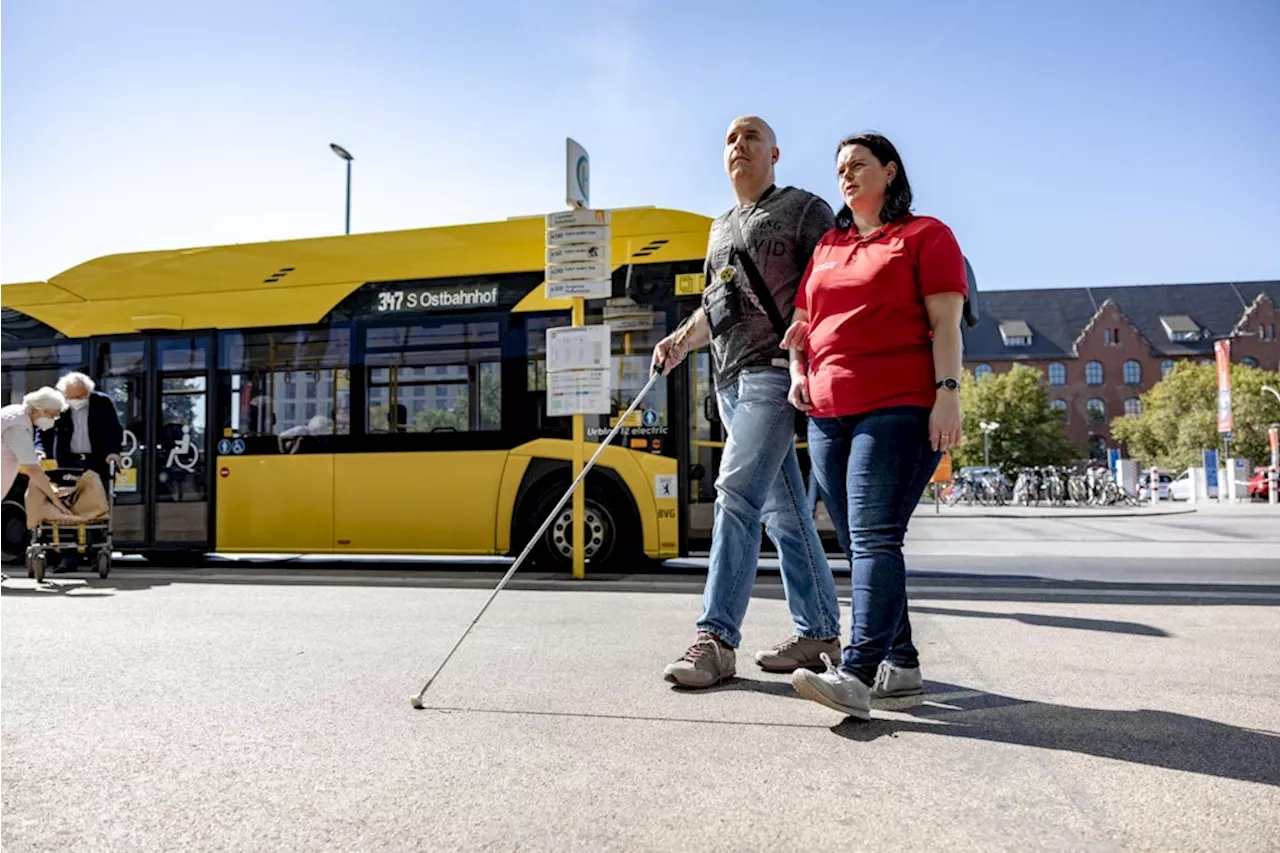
[2, 0, 1278, 291]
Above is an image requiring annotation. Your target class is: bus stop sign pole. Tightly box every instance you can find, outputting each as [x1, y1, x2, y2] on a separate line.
[568, 138, 588, 581]
[571, 296, 586, 580]
[543, 138, 612, 580]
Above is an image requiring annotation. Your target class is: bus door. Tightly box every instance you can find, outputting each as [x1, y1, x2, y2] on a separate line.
[683, 349, 724, 554]
[676, 350, 834, 557]
[95, 334, 214, 553]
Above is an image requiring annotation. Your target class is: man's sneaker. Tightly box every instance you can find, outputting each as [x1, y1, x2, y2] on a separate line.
[663, 632, 736, 689]
[872, 660, 924, 699]
[790, 653, 871, 720]
[754, 635, 841, 672]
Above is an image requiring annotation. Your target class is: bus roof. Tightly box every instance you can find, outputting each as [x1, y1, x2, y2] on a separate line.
[1, 207, 713, 338]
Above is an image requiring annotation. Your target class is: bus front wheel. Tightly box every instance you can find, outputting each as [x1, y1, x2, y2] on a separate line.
[519, 480, 635, 572]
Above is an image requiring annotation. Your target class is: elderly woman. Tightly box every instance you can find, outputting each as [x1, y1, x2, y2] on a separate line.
[2, 387, 68, 507]
[783, 132, 968, 720]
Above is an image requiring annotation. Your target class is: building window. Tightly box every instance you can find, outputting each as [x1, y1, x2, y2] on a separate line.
[974, 364, 993, 381]
[1124, 397, 1142, 417]
[1085, 361, 1104, 385]
[1086, 398, 1107, 424]
[1123, 360, 1141, 385]
[1160, 315, 1201, 342]
[1161, 360, 1176, 378]
[998, 320, 1033, 347]
[1050, 399, 1068, 422]
[219, 327, 350, 437]
[1260, 324, 1276, 342]
[364, 320, 502, 433]
[1104, 328, 1121, 346]
[1047, 362, 1066, 386]
[1240, 356, 1258, 368]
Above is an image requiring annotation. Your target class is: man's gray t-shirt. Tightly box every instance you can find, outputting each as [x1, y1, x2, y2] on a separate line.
[701, 185, 835, 387]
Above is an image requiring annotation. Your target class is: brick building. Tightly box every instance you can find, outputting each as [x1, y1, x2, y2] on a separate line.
[961, 280, 1280, 458]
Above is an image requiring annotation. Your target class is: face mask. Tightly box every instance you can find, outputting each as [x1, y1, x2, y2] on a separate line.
[68, 398, 89, 411]
[34, 417, 56, 431]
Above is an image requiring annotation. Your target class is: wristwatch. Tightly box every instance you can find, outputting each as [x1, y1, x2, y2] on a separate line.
[935, 377, 960, 392]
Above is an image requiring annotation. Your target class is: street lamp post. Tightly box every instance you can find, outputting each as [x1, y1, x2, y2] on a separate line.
[979, 420, 1000, 469]
[330, 143, 354, 235]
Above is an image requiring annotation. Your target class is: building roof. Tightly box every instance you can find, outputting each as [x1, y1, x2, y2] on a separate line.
[962, 280, 1280, 361]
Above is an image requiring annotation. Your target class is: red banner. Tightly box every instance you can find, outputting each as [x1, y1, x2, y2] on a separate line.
[1215, 340, 1233, 435]
[1270, 425, 1279, 470]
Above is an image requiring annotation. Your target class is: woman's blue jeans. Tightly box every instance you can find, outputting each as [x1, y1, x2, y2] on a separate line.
[807, 406, 940, 685]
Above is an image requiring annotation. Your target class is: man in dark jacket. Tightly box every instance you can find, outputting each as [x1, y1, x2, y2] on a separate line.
[35, 371, 123, 571]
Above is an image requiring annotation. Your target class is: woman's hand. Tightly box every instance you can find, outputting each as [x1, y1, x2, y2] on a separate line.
[929, 393, 963, 452]
[788, 368, 812, 412]
[779, 320, 809, 350]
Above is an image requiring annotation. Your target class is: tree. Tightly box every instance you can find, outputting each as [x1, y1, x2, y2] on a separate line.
[955, 364, 1075, 468]
[1111, 361, 1280, 468]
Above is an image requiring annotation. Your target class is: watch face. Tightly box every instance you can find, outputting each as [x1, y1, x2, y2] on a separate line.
[939, 378, 959, 391]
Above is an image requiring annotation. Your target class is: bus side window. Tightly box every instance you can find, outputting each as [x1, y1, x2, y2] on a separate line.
[363, 319, 503, 434]
[219, 326, 351, 439]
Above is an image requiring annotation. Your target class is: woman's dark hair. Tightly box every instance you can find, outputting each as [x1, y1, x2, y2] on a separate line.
[833, 132, 913, 230]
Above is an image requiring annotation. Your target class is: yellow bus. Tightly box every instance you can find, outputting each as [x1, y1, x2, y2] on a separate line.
[2, 207, 747, 568]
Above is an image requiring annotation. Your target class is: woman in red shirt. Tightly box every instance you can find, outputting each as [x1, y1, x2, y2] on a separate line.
[784, 132, 967, 719]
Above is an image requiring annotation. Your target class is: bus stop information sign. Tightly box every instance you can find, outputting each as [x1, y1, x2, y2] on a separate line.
[546, 137, 614, 579]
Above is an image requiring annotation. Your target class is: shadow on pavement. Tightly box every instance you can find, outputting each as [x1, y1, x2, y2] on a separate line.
[909, 605, 1171, 637]
[1, 576, 174, 598]
[669, 676, 807, 700]
[4, 568, 1279, 607]
[831, 681, 1280, 788]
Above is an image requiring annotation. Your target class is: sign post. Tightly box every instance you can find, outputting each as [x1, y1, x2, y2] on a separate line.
[1215, 338, 1234, 452]
[1204, 448, 1220, 502]
[1269, 424, 1279, 506]
[545, 139, 611, 579]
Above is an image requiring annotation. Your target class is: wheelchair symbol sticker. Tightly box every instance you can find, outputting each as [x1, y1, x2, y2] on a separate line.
[218, 439, 232, 455]
[165, 425, 201, 473]
[231, 439, 246, 455]
[642, 409, 658, 427]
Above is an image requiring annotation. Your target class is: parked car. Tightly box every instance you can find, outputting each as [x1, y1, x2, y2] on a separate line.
[1138, 472, 1173, 501]
[1168, 470, 1218, 501]
[1248, 469, 1272, 501]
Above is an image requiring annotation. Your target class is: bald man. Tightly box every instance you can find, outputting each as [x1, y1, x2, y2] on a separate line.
[652, 115, 841, 688]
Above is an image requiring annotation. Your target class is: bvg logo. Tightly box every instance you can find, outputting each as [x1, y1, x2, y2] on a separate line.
[657, 509, 676, 519]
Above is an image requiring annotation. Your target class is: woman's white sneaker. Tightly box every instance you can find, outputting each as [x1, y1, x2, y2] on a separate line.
[790, 653, 871, 720]
[872, 660, 924, 699]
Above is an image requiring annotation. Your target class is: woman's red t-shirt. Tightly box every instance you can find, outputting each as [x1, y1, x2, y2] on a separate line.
[794, 214, 968, 419]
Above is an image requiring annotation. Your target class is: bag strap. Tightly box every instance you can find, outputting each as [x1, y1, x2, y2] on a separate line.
[728, 187, 789, 338]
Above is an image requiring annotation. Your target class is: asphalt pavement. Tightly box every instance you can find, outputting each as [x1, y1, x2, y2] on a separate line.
[3, 511, 1279, 852]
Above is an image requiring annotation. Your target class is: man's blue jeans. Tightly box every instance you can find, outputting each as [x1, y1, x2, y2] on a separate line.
[698, 369, 841, 648]
[807, 406, 940, 685]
